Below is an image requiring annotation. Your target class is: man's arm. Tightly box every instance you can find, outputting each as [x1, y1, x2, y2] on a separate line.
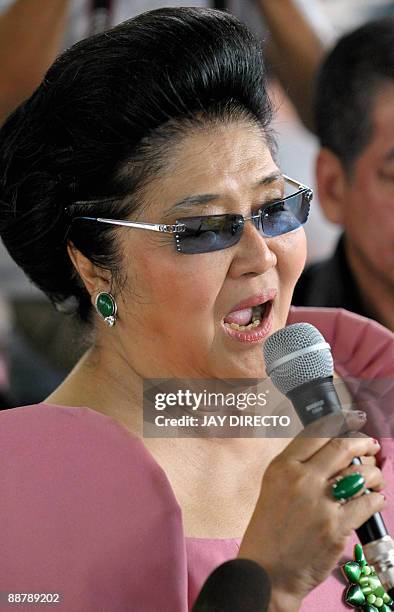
[256, 0, 328, 132]
[0, 0, 70, 124]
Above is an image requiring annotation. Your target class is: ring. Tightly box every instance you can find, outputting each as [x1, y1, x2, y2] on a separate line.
[331, 472, 365, 504]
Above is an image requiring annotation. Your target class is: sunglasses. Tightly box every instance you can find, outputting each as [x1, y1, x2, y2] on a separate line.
[65, 175, 312, 255]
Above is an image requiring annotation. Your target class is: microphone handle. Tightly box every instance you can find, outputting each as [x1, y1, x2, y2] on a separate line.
[287, 377, 394, 597]
[350, 456, 388, 542]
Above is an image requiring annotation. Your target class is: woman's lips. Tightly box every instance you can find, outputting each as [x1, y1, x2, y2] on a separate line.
[221, 300, 274, 344]
[225, 290, 277, 314]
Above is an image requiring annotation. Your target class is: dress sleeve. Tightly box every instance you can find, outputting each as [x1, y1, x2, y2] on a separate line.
[287, 306, 394, 443]
[0, 403, 188, 612]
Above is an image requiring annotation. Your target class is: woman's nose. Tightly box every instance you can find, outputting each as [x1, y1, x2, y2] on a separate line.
[227, 220, 277, 278]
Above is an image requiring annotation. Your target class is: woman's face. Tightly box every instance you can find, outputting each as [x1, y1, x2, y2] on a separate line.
[114, 121, 307, 379]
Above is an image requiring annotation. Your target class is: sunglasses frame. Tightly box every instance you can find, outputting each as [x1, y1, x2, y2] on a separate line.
[65, 174, 312, 253]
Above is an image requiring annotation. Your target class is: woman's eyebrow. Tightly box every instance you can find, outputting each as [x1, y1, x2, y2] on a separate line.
[166, 171, 283, 214]
[253, 171, 283, 188]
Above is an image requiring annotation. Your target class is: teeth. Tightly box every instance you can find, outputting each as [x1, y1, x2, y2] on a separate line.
[223, 302, 270, 332]
[226, 319, 261, 331]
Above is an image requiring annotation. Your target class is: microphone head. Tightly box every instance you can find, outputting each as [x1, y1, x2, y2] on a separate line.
[263, 322, 334, 394]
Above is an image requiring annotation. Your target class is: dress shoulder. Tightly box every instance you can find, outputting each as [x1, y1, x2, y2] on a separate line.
[287, 306, 394, 457]
[0, 403, 188, 611]
[287, 306, 393, 378]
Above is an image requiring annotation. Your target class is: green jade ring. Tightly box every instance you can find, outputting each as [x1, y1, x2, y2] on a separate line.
[343, 544, 394, 611]
[332, 472, 365, 503]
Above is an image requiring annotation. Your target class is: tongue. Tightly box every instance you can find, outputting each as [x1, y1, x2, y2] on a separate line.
[224, 307, 253, 325]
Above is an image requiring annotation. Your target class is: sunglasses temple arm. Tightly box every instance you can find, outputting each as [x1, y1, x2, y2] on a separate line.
[67, 216, 186, 233]
[283, 174, 310, 191]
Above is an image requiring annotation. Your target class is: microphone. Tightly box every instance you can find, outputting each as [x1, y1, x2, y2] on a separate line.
[263, 322, 394, 600]
[192, 558, 271, 611]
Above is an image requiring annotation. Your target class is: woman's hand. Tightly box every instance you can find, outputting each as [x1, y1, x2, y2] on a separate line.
[237, 413, 386, 610]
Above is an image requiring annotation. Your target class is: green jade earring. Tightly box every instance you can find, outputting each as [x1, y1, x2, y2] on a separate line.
[95, 291, 117, 327]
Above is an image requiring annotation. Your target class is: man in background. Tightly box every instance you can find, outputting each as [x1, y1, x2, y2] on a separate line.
[293, 18, 394, 332]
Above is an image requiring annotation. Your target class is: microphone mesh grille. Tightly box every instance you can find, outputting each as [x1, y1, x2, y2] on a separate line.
[263, 323, 334, 394]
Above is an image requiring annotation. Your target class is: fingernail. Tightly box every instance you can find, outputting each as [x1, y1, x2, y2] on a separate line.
[355, 410, 367, 421]
[372, 438, 380, 445]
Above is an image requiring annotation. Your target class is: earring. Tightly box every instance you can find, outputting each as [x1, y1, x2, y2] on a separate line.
[95, 291, 117, 327]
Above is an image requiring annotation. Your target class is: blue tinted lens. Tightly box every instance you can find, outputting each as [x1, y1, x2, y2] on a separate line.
[175, 214, 244, 254]
[261, 191, 311, 237]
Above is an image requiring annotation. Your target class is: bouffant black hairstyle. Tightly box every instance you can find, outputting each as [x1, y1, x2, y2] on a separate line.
[314, 16, 394, 173]
[0, 7, 273, 325]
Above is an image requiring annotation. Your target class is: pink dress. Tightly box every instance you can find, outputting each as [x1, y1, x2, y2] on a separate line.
[0, 307, 393, 611]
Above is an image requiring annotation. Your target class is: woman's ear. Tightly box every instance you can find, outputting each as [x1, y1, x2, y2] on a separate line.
[315, 148, 347, 225]
[67, 242, 110, 298]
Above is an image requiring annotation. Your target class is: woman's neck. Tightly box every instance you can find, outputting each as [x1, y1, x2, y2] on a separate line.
[44, 343, 145, 435]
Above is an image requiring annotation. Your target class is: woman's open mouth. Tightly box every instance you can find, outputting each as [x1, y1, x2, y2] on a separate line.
[221, 295, 275, 344]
